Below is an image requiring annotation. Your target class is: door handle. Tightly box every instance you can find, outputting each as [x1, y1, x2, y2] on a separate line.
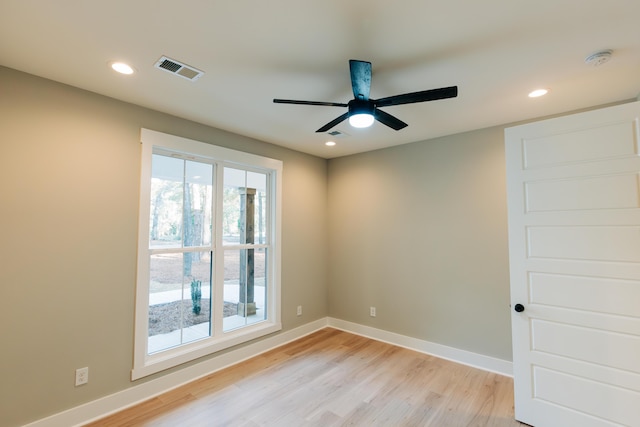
[514, 303, 525, 313]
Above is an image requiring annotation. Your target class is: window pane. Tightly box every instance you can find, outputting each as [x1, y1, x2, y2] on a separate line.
[182, 251, 212, 344]
[223, 248, 267, 332]
[150, 155, 183, 249]
[223, 168, 244, 245]
[248, 172, 268, 244]
[184, 160, 213, 247]
[148, 251, 212, 353]
[223, 168, 267, 245]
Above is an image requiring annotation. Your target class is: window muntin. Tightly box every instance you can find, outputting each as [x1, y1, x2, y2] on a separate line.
[133, 129, 282, 380]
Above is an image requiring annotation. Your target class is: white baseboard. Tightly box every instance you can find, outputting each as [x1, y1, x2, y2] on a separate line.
[25, 317, 512, 427]
[327, 318, 513, 377]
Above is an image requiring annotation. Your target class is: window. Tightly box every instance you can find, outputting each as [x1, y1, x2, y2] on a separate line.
[133, 129, 282, 380]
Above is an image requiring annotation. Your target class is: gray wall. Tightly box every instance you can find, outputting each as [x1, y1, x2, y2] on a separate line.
[0, 66, 328, 427]
[327, 127, 513, 360]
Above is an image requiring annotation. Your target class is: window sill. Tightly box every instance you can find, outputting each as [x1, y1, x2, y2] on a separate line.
[131, 321, 282, 380]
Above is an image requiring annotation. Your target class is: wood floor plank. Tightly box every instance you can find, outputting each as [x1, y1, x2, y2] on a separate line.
[85, 328, 523, 427]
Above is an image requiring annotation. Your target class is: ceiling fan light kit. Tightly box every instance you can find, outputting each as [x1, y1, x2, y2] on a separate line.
[274, 59, 458, 133]
[348, 99, 375, 128]
[349, 113, 375, 128]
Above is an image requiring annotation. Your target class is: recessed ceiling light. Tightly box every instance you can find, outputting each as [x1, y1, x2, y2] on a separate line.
[325, 141, 336, 146]
[528, 88, 548, 98]
[110, 61, 135, 75]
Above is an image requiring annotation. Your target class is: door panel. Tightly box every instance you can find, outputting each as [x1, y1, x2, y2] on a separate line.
[505, 101, 640, 427]
[531, 319, 640, 372]
[533, 367, 639, 426]
[524, 173, 640, 212]
[527, 225, 640, 262]
[529, 272, 640, 317]
[521, 120, 638, 169]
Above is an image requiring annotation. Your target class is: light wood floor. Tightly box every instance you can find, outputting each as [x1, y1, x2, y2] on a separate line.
[85, 328, 524, 426]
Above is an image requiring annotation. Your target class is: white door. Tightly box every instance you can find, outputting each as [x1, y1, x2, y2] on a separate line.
[505, 101, 640, 427]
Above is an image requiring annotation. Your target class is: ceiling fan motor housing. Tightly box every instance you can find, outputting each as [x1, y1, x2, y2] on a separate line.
[348, 99, 375, 117]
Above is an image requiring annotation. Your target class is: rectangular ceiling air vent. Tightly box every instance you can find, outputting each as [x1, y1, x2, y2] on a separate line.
[327, 130, 349, 138]
[154, 56, 204, 81]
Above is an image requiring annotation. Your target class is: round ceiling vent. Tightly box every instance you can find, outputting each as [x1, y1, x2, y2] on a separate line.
[585, 49, 613, 67]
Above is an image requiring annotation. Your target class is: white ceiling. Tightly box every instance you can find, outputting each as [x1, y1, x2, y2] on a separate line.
[2, 1, 639, 158]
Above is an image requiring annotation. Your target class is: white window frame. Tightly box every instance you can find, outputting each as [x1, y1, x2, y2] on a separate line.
[132, 129, 282, 380]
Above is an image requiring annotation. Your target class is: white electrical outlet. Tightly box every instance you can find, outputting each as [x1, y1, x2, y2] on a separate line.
[75, 367, 89, 386]
[370, 307, 376, 317]
[297, 305, 302, 316]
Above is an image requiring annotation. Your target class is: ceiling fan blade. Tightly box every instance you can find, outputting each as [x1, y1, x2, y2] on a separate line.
[374, 108, 408, 131]
[273, 99, 348, 107]
[349, 60, 372, 100]
[316, 112, 350, 133]
[375, 86, 458, 107]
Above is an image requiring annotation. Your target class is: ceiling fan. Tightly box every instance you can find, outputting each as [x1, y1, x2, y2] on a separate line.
[273, 59, 458, 133]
